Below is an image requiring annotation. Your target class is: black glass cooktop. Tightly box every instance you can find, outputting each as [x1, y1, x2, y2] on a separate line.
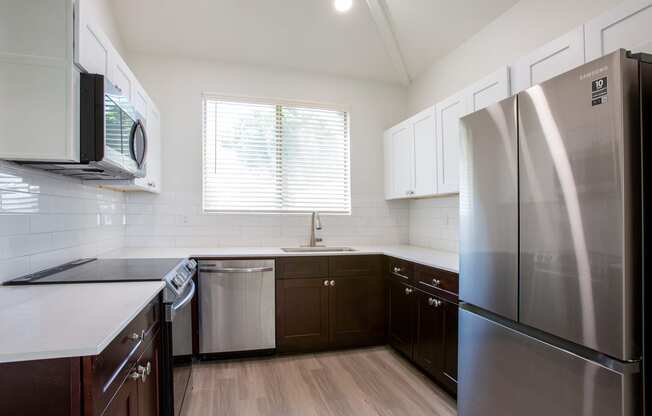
[4, 258, 185, 285]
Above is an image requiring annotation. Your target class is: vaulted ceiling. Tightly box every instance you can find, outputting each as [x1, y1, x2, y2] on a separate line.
[110, 0, 519, 84]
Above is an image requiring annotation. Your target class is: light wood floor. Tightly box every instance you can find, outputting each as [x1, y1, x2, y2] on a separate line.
[180, 346, 457, 416]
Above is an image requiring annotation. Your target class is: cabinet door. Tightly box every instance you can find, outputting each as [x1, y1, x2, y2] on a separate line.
[329, 276, 385, 348]
[412, 107, 437, 197]
[435, 93, 467, 194]
[104, 377, 138, 416]
[585, 0, 652, 61]
[109, 51, 133, 99]
[511, 26, 585, 93]
[442, 301, 458, 386]
[137, 337, 160, 416]
[466, 66, 511, 113]
[387, 279, 417, 358]
[390, 124, 415, 198]
[74, 1, 111, 77]
[413, 292, 444, 378]
[276, 278, 330, 352]
[133, 103, 162, 193]
[383, 131, 394, 199]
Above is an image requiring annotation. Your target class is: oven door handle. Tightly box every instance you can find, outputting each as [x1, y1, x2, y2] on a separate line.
[172, 280, 196, 312]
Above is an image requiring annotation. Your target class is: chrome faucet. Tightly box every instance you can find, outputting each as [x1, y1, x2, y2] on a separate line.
[308, 211, 323, 247]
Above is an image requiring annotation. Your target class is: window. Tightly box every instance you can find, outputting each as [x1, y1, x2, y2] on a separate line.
[202, 96, 351, 214]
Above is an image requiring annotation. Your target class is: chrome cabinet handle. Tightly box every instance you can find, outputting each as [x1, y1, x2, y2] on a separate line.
[127, 330, 145, 342]
[324, 280, 329, 286]
[404, 287, 413, 295]
[130, 361, 150, 383]
[330, 280, 335, 287]
[428, 298, 442, 307]
[432, 278, 441, 287]
[392, 266, 409, 280]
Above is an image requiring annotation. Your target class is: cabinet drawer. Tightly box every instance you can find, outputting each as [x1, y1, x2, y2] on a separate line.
[387, 257, 414, 282]
[83, 297, 160, 416]
[329, 255, 381, 277]
[415, 265, 458, 298]
[276, 257, 329, 279]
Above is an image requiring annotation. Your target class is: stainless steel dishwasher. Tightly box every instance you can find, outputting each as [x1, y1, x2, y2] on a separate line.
[198, 259, 276, 354]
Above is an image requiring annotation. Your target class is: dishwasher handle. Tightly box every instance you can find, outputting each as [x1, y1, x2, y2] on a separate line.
[200, 266, 274, 274]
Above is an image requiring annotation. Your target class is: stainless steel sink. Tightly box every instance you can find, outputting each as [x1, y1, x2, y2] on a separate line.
[281, 247, 357, 253]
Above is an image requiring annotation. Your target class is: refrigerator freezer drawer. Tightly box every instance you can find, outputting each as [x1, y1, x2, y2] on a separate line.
[458, 308, 640, 416]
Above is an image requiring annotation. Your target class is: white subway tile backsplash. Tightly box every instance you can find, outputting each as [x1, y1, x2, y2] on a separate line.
[0, 161, 126, 283]
[408, 195, 460, 253]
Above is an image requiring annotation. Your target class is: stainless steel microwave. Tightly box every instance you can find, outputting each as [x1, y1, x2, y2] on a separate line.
[20, 73, 148, 180]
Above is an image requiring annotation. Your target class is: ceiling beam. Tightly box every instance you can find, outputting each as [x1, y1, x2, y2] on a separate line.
[365, 0, 410, 85]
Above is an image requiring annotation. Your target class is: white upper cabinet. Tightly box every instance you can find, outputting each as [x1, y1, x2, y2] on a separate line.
[383, 107, 436, 200]
[132, 103, 161, 193]
[108, 51, 134, 99]
[511, 26, 586, 94]
[435, 93, 468, 195]
[412, 107, 437, 197]
[74, 1, 110, 78]
[466, 66, 511, 113]
[585, 0, 652, 60]
[133, 81, 149, 120]
[0, 0, 77, 162]
[390, 123, 415, 198]
[383, 67, 510, 200]
[383, 131, 393, 199]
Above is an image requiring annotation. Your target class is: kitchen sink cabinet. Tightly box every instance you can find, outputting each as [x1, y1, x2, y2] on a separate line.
[329, 275, 385, 348]
[275, 256, 385, 352]
[276, 278, 331, 352]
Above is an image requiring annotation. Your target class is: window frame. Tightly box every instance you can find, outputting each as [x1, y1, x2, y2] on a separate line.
[201, 94, 352, 215]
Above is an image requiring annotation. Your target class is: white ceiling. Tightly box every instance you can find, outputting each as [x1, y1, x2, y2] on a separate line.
[384, 0, 519, 79]
[110, 0, 519, 84]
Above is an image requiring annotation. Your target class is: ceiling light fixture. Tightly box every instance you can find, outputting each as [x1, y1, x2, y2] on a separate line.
[334, 0, 353, 13]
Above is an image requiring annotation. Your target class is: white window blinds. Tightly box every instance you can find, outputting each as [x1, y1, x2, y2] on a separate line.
[203, 97, 351, 213]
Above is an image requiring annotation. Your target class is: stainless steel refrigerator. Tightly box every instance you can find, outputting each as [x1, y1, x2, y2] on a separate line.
[458, 49, 651, 415]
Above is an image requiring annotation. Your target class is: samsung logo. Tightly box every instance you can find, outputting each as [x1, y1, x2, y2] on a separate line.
[580, 66, 608, 80]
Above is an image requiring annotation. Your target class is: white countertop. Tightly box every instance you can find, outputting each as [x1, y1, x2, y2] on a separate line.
[0, 281, 165, 363]
[102, 245, 459, 273]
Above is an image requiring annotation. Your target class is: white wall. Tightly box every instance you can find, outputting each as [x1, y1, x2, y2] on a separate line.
[0, 161, 125, 282]
[84, 0, 127, 56]
[124, 54, 410, 248]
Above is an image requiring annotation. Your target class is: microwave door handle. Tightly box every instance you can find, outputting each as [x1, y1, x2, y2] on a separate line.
[129, 120, 148, 168]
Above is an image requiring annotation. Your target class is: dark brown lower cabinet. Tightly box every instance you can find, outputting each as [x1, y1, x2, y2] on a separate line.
[329, 275, 385, 348]
[0, 298, 162, 416]
[276, 278, 330, 351]
[387, 279, 417, 357]
[442, 300, 458, 385]
[387, 278, 458, 395]
[276, 274, 385, 352]
[104, 376, 139, 416]
[413, 291, 445, 375]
